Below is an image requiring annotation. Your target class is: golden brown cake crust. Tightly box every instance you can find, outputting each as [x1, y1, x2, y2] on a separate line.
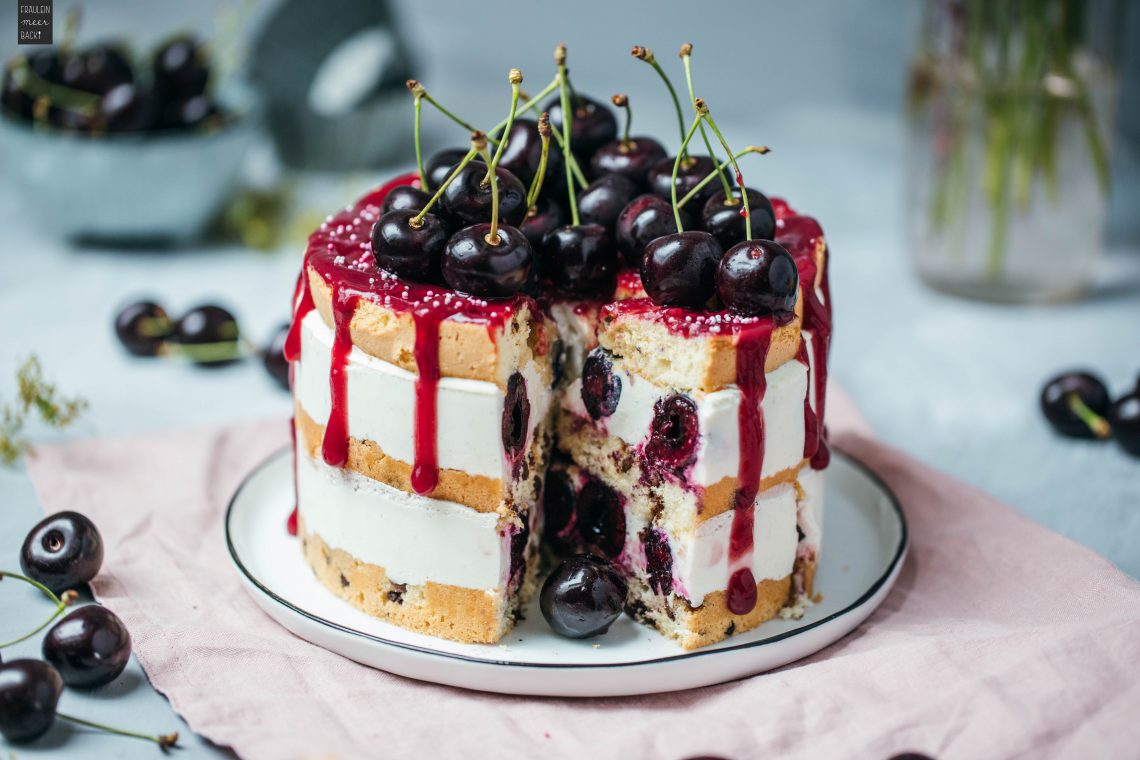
[675, 576, 793, 650]
[296, 406, 548, 515]
[301, 521, 511, 644]
[307, 266, 553, 388]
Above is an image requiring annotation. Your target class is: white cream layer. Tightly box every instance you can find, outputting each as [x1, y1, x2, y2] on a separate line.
[297, 451, 509, 590]
[622, 482, 799, 607]
[797, 466, 825, 555]
[564, 359, 809, 485]
[294, 309, 551, 482]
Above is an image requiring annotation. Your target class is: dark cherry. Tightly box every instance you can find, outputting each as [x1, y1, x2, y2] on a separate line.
[542, 468, 577, 550]
[520, 197, 564, 253]
[159, 94, 216, 130]
[646, 394, 700, 470]
[3, 52, 65, 120]
[589, 136, 667, 187]
[380, 185, 433, 216]
[501, 371, 531, 460]
[152, 35, 210, 97]
[100, 83, 159, 132]
[425, 147, 470, 190]
[647, 155, 730, 208]
[717, 240, 799, 321]
[581, 348, 621, 420]
[45, 104, 96, 132]
[371, 209, 448, 283]
[615, 194, 693, 267]
[544, 94, 618, 159]
[442, 223, 534, 298]
[498, 117, 562, 187]
[1039, 371, 1112, 440]
[440, 163, 528, 227]
[575, 478, 625, 559]
[2, 65, 33, 119]
[640, 526, 674, 596]
[539, 554, 627, 638]
[887, 754, 937, 760]
[0, 659, 63, 743]
[20, 512, 104, 593]
[641, 231, 723, 308]
[541, 223, 618, 297]
[42, 605, 131, 688]
[701, 187, 777, 249]
[114, 300, 171, 357]
[1108, 379, 1140, 457]
[61, 44, 133, 95]
[171, 304, 241, 366]
[263, 323, 290, 391]
[577, 174, 639, 231]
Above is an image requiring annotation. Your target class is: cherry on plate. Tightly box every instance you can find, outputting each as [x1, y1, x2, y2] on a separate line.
[539, 554, 627, 639]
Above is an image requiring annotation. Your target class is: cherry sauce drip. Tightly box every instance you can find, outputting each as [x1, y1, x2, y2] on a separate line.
[322, 288, 359, 468]
[797, 338, 820, 462]
[284, 270, 315, 363]
[411, 310, 442, 495]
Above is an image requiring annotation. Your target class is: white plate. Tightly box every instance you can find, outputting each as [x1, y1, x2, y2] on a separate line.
[226, 449, 907, 697]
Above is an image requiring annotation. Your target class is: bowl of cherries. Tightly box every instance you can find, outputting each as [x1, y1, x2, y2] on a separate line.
[0, 31, 260, 243]
[0, 512, 179, 750]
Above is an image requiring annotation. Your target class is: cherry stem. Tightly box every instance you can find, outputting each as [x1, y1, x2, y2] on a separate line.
[681, 49, 732, 197]
[419, 90, 493, 145]
[677, 145, 770, 209]
[557, 66, 579, 226]
[671, 113, 705, 232]
[526, 114, 552, 209]
[613, 94, 632, 145]
[410, 139, 482, 227]
[480, 145, 502, 244]
[487, 69, 523, 183]
[697, 101, 751, 240]
[487, 77, 559, 140]
[0, 570, 76, 649]
[1067, 393, 1111, 439]
[56, 713, 180, 751]
[9, 60, 100, 115]
[632, 47, 687, 159]
[412, 95, 427, 189]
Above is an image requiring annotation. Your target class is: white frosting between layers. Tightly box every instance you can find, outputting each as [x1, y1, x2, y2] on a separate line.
[563, 359, 809, 485]
[797, 466, 825, 554]
[297, 451, 509, 589]
[294, 309, 551, 481]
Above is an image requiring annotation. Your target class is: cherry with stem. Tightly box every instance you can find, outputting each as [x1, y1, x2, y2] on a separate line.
[631, 45, 687, 159]
[556, 44, 579, 227]
[0, 571, 77, 649]
[670, 113, 706, 231]
[405, 79, 429, 189]
[613, 93, 632, 144]
[409, 134, 483, 228]
[677, 145, 770, 208]
[680, 43, 732, 198]
[486, 68, 523, 187]
[526, 112, 553, 209]
[695, 98, 752, 240]
[53, 712, 179, 751]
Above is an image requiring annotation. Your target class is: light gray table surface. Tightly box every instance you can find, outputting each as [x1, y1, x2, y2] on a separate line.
[1, 1, 1139, 758]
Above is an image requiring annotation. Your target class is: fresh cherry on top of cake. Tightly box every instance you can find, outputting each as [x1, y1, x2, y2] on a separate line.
[577, 174, 639, 231]
[114, 300, 172, 357]
[539, 554, 627, 639]
[581, 348, 622, 420]
[43, 605, 132, 688]
[716, 239, 799, 321]
[442, 224, 534, 298]
[543, 93, 618, 160]
[1039, 371, 1112, 440]
[425, 147, 470, 190]
[641, 230, 723, 309]
[589, 94, 667, 187]
[372, 208, 449, 283]
[1108, 378, 1140, 457]
[520, 197, 564, 253]
[615, 194, 693, 266]
[702, 187, 777, 250]
[20, 511, 104, 593]
[381, 185, 434, 216]
[440, 162, 528, 227]
[498, 117, 563, 188]
[647, 155, 729, 208]
[0, 659, 63, 743]
[540, 224, 619, 297]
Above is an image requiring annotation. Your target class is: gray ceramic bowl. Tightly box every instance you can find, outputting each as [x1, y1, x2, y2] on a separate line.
[0, 84, 261, 243]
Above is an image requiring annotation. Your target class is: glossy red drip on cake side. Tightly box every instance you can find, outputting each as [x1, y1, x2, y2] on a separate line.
[284, 270, 314, 363]
[776, 213, 832, 470]
[322, 288, 359, 468]
[411, 310, 442, 495]
[287, 415, 299, 535]
[726, 320, 773, 615]
[797, 338, 821, 462]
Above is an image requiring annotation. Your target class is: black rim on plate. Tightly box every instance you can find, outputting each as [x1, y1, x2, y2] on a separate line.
[225, 447, 908, 669]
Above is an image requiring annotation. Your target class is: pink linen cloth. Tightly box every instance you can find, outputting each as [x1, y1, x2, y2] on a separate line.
[24, 388, 1140, 760]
